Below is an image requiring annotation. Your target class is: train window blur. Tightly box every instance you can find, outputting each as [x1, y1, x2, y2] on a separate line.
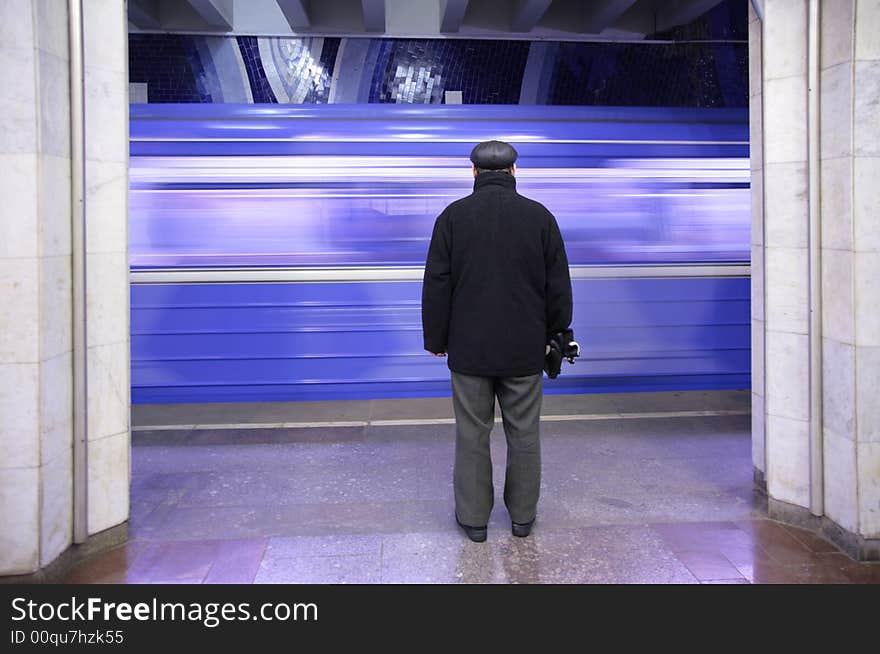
[129, 105, 749, 269]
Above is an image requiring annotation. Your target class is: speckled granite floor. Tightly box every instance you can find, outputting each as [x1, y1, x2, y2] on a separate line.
[63, 391, 880, 584]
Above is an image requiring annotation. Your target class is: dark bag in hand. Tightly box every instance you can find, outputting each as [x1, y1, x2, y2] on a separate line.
[544, 329, 580, 379]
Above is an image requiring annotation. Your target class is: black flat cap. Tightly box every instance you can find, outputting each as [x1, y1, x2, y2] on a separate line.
[470, 140, 518, 170]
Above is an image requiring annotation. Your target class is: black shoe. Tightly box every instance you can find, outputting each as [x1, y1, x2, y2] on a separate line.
[456, 516, 487, 543]
[511, 519, 535, 538]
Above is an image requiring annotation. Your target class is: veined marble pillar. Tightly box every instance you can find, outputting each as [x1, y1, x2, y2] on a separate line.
[752, 0, 880, 558]
[83, 0, 130, 537]
[0, 0, 129, 577]
[762, 0, 812, 509]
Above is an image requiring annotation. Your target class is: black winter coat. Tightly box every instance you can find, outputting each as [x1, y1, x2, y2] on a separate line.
[421, 171, 573, 377]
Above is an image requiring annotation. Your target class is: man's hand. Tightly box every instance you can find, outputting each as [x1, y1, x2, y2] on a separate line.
[427, 350, 446, 357]
[546, 345, 551, 355]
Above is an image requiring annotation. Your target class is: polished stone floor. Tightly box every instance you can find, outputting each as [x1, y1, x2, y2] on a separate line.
[63, 391, 880, 584]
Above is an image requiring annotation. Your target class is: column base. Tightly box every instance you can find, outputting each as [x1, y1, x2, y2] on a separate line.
[0, 522, 128, 584]
[753, 466, 767, 494]
[766, 496, 880, 562]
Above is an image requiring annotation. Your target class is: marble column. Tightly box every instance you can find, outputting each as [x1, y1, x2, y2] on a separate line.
[815, 0, 880, 545]
[852, 0, 880, 538]
[749, 1, 766, 479]
[819, 0, 858, 536]
[83, 0, 130, 537]
[762, 0, 812, 508]
[752, 0, 880, 557]
[0, 0, 129, 577]
[0, 0, 73, 576]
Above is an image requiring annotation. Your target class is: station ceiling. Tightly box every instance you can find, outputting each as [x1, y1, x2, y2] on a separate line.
[128, 0, 728, 41]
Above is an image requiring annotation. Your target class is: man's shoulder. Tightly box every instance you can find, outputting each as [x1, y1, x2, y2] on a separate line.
[442, 190, 554, 224]
[447, 193, 478, 209]
[438, 194, 477, 220]
[449, 190, 550, 212]
[514, 193, 552, 214]
[508, 193, 556, 225]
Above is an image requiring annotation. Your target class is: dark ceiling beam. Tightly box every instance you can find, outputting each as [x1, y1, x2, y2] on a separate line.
[510, 0, 552, 32]
[581, 0, 639, 33]
[276, 0, 311, 30]
[184, 0, 234, 30]
[361, 0, 386, 32]
[655, 0, 725, 32]
[440, 0, 469, 32]
[128, 0, 161, 29]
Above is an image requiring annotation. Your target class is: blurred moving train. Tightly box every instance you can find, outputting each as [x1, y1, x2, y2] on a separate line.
[129, 104, 750, 403]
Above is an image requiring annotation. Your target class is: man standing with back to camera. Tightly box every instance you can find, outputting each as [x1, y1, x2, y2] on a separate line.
[421, 140, 573, 542]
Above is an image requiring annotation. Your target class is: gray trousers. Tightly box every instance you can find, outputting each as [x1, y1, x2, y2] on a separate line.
[450, 371, 543, 527]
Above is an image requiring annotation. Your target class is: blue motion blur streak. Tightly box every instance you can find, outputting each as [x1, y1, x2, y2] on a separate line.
[129, 104, 749, 268]
[128, 104, 751, 403]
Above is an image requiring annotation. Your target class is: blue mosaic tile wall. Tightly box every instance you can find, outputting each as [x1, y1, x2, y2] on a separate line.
[544, 41, 746, 108]
[129, 34, 213, 102]
[236, 36, 278, 103]
[657, 0, 748, 40]
[319, 37, 341, 83]
[261, 36, 337, 103]
[367, 39, 530, 104]
[128, 0, 747, 107]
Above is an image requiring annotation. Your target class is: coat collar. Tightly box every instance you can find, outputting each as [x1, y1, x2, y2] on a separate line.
[473, 171, 517, 192]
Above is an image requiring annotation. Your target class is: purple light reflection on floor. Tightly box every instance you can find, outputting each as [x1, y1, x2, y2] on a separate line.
[64, 393, 880, 584]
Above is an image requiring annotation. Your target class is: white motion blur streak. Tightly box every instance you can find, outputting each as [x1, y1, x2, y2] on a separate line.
[128, 156, 750, 268]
